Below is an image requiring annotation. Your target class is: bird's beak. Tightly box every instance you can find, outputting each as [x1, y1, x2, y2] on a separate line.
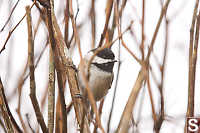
[113, 60, 118, 63]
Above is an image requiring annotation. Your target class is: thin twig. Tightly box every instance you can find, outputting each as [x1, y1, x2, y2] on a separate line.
[25, 114, 35, 133]
[26, 6, 48, 133]
[64, 0, 70, 48]
[0, 0, 21, 32]
[107, 4, 122, 132]
[140, 0, 145, 60]
[145, 0, 171, 63]
[98, 0, 114, 47]
[89, 0, 96, 49]
[0, 0, 36, 54]
[146, 72, 157, 129]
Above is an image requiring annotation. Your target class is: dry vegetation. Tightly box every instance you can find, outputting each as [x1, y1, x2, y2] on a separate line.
[0, 0, 199, 133]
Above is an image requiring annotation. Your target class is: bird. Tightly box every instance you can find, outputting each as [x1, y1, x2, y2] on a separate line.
[78, 48, 117, 102]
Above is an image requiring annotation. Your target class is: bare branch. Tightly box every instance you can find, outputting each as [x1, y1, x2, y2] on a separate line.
[26, 5, 48, 133]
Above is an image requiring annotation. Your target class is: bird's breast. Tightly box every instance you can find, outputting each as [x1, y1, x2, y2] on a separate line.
[89, 68, 113, 101]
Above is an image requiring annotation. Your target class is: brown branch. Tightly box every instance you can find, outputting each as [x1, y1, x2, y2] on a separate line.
[14, 35, 48, 131]
[146, 72, 157, 131]
[69, 0, 83, 58]
[15, 40, 48, 132]
[16, 62, 29, 133]
[98, 0, 114, 47]
[45, 2, 68, 133]
[90, 0, 96, 49]
[36, 84, 49, 133]
[119, 0, 127, 17]
[140, 0, 145, 60]
[185, 3, 200, 133]
[154, 5, 170, 131]
[64, 0, 70, 48]
[186, 0, 199, 118]
[93, 99, 104, 133]
[116, 68, 147, 133]
[26, 5, 48, 133]
[0, 78, 14, 133]
[0, 0, 36, 54]
[0, 77, 23, 133]
[0, 118, 7, 133]
[48, 40, 55, 133]
[145, 0, 171, 63]
[55, 96, 61, 133]
[35, 0, 90, 132]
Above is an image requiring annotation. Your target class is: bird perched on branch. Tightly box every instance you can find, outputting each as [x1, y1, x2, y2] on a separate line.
[78, 48, 117, 103]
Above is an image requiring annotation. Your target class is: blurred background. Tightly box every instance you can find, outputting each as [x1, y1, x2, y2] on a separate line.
[0, 0, 198, 133]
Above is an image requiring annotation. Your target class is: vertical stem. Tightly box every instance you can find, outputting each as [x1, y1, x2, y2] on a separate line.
[90, 0, 96, 49]
[48, 44, 55, 133]
[45, 0, 68, 132]
[186, 0, 199, 119]
[98, 0, 114, 47]
[64, 0, 70, 48]
[141, 0, 145, 60]
[26, 5, 48, 133]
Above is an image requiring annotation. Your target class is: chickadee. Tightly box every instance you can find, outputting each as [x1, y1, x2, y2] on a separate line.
[78, 48, 117, 102]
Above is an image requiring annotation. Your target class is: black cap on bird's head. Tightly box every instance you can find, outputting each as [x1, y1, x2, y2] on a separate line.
[90, 48, 117, 72]
[92, 48, 115, 60]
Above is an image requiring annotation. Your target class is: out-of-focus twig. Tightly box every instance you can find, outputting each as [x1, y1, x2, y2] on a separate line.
[16, 62, 28, 133]
[0, 0, 20, 32]
[140, 0, 145, 60]
[90, 0, 96, 49]
[93, 99, 104, 133]
[0, 118, 7, 133]
[36, 84, 49, 133]
[25, 114, 35, 133]
[0, 0, 36, 54]
[98, 0, 114, 47]
[146, 72, 157, 129]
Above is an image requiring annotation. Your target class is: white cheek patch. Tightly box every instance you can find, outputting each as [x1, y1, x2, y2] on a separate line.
[85, 51, 113, 64]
